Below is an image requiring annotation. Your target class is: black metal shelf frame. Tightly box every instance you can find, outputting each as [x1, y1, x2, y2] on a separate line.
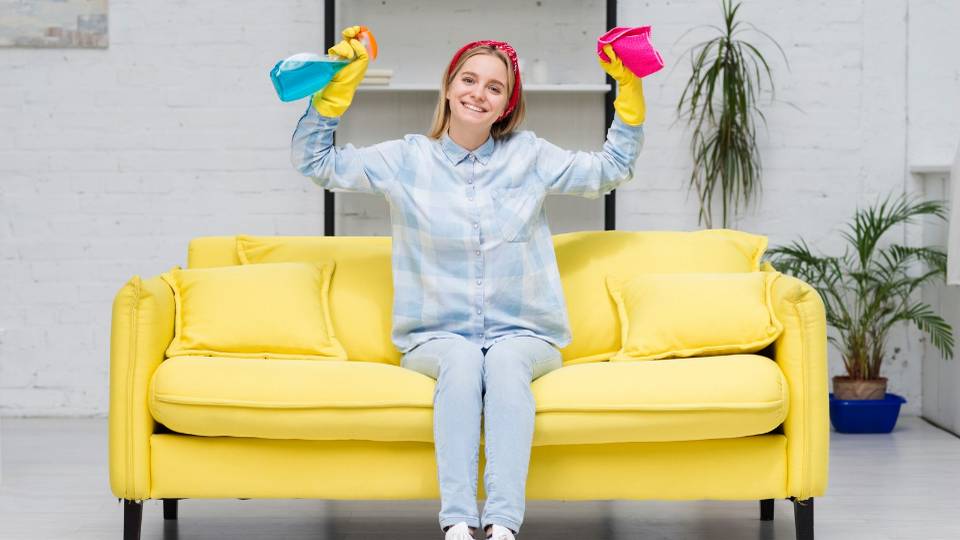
[322, 0, 617, 235]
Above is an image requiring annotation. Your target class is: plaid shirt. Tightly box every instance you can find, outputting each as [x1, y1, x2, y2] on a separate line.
[291, 104, 644, 354]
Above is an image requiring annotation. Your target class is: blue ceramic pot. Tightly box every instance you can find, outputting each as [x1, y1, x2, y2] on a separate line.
[829, 393, 907, 433]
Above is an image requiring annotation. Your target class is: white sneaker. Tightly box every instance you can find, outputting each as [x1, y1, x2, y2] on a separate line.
[486, 524, 516, 540]
[444, 522, 476, 540]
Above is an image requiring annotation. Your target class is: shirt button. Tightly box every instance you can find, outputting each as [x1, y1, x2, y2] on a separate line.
[476, 309, 481, 315]
[476, 279, 482, 285]
[475, 250, 481, 256]
[473, 222, 479, 229]
[468, 179, 473, 184]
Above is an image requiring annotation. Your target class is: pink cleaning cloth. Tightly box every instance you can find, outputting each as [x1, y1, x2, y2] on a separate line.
[597, 26, 664, 79]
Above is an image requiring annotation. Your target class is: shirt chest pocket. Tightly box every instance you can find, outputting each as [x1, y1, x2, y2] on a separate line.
[491, 186, 541, 243]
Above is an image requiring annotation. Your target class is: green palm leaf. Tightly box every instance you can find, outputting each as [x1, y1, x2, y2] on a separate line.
[888, 303, 955, 362]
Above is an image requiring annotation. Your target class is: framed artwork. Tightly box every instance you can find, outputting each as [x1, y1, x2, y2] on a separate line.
[0, 0, 108, 48]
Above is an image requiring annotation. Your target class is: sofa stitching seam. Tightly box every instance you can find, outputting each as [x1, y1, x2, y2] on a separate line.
[152, 394, 435, 409]
[126, 277, 142, 500]
[792, 290, 811, 500]
[151, 391, 783, 411]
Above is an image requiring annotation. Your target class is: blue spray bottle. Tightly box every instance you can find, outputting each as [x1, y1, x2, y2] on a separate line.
[270, 26, 378, 102]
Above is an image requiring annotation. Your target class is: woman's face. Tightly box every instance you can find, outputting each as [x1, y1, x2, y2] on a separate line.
[445, 53, 510, 133]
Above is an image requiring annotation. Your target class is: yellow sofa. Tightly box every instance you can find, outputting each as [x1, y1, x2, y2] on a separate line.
[109, 230, 828, 540]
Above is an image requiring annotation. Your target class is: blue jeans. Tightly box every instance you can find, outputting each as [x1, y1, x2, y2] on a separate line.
[401, 335, 563, 535]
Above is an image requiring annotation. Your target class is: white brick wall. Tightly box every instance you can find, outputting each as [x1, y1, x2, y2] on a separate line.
[1, 0, 959, 416]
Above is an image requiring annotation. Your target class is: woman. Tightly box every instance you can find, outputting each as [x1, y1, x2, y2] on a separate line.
[292, 26, 646, 540]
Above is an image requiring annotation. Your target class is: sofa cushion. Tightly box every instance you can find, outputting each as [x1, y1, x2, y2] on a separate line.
[149, 354, 786, 445]
[236, 235, 398, 365]
[149, 356, 436, 442]
[553, 229, 768, 364]
[160, 262, 347, 361]
[606, 271, 784, 361]
[531, 354, 788, 444]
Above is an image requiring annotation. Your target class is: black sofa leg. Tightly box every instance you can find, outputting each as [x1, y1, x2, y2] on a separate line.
[792, 497, 814, 540]
[123, 500, 142, 540]
[163, 499, 179, 520]
[760, 498, 774, 521]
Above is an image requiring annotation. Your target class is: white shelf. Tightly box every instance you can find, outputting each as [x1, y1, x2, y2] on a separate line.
[910, 164, 952, 175]
[357, 83, 611, 93]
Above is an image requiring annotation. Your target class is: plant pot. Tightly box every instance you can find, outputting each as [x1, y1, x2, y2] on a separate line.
[829, 393, 907, 433]
[832, 376, 887, 400]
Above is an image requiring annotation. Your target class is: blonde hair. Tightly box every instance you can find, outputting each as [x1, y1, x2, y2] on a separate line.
[428, 46, 525, 140]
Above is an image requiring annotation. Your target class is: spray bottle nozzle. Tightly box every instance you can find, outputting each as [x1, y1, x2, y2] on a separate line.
[356, 26, 378, 60]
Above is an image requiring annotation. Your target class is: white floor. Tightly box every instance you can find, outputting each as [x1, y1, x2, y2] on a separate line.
[0, 416, 958, 540]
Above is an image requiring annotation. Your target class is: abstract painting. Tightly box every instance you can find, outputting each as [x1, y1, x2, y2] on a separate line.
[0, 0, 108, 48]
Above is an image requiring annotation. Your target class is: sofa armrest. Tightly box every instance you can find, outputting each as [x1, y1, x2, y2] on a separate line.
[770, 274, 830, 499]
[108, 275, 175, 500]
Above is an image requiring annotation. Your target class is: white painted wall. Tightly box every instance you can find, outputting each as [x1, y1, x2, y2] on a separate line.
[2, 0, 959, 416]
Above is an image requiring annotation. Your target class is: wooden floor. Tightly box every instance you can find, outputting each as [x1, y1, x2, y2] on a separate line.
[1, 416, 958, 540]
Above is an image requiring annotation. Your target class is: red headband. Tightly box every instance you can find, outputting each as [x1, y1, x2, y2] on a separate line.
[446, 40, 522, 122]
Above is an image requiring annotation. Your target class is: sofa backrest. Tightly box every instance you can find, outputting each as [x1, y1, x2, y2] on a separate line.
[186, 229, 767, 365]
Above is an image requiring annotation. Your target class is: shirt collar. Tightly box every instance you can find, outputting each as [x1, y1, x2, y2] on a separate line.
[440, 132, 495, 165]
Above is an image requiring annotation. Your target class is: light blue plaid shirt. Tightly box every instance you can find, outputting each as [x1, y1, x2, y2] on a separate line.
[291, 104, 644, 354]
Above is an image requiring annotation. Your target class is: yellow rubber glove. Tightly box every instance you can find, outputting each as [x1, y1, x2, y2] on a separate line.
[598, 44, 646, 126]
[311, 26, 369, 117]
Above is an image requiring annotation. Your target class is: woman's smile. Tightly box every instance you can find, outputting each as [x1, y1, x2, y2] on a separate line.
[462, 102, 488, 113]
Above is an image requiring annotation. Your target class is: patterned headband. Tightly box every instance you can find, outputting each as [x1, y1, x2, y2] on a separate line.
[446, 40, 523, 121]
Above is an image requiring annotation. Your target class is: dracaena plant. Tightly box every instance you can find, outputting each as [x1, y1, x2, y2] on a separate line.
[764, 193, 954, 380]
[676, 0, 788, 228]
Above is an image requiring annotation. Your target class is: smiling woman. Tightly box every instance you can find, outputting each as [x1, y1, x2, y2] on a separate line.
[290, 29, 646, 540]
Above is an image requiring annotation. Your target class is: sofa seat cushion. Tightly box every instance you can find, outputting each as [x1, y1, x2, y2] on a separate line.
[151, 353, 786, 445]
[149, 356, 437, 443]
[530, 354, 788, 445]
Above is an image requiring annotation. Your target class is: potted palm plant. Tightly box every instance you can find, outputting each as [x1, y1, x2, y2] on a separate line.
[764, 193, 954, 433]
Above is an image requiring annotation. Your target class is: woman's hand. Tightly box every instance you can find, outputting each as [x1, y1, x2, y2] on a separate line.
[312, 26, 369, 117]
[598, 44, 646, 126]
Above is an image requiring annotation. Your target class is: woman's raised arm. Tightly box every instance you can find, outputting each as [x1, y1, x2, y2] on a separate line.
[291, 106, 406, 197]
[533, 118, 644, 198]
[290, 27, 404, 196]
[534, 46, 646, 198]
